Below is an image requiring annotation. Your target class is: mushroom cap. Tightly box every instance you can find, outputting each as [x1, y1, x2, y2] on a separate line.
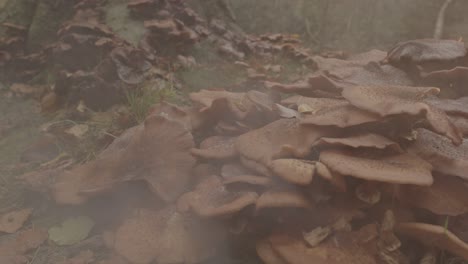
[268, 227, 379, 264]
[387, 39, 467, 64]
[347, 49, 387, 63]
[282, 96, 380, 128]
[53, 114, 195, 204]
[425, 97, 468, 118]
[178, 176, 258, 217]
[342, 85, 462, 145]
[223, 175, 272, 187]
[408, 128, 468, 179]
[189, 89, 249, 120]
[256, 239, 287, 264]
[329, 63, 413, 89]
[221, 162, 253, 178]
[148, 102, 193, 130]
[421, 66, 468, 97]
[270, 159, 315, 185]
[265, 78, 335, 97]
[256, 190, 313, 210]
[398, 174, 468, 216]
[191, 136, 238, 160]
[114, 207, 224, 264]
[396, 222, 468, 261]
[319, 150, 433, 186]
[450, 115, 468, 136]
[314, 134, 402, 151]
[236, 119, 329, 171]
[128, 115, 196, 201]
[315, 162, 347, 192]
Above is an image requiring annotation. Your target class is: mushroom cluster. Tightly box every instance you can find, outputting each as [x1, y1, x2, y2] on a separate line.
[22, 38, 468, 263]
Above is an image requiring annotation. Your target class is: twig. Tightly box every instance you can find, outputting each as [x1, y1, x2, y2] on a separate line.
[433, 0, 455, 39]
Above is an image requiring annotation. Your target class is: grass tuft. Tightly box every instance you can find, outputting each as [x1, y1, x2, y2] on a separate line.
[125, 79, 177, 124]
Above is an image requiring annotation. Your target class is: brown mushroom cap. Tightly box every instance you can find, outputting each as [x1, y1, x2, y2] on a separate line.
[256, 239, 287, 264]
[282, 96, 380, 128]
[408, 128, 468, 179]
[342, 85, 462, 145]
[450, 115, 468, 136]
[315, 162, 347, 192]
[314, 134, 402, 151]
[396, 222, 468, 261]
[398, 174, 468, 216]
[265, 74, 342, 97]
[189, 89, 249, 120]
[53, 114, 195, 204]
[387, 39, 467, 64]
[256, 190, 313, 210]
[270, 159, 315, 185]
[236, 119, 329, 173]
[114, 207, 224, 264]
[421, 66, 468, 97]
[178, 176, 258, 217]
[268, 227, 379, 264]
[148, 102, 193, 130]
[221, 162, 253, 178]
[191, 136, 238, 160]
[319, 150, 433, 186]
[347, 49, 387, 63]
[329, 63, 413, 90]
[425, 97, 468, 118]
[223, 175, 272, 187]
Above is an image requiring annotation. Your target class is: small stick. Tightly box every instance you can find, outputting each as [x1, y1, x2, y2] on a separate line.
[433, 0, 454, 39]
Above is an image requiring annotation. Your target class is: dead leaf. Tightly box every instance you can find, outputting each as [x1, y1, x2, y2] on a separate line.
[0, 209, 32, 234]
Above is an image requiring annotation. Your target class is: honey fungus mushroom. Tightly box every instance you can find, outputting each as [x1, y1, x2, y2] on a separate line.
[319, 150, 433, 186]
[396, 222, 468, 261]
[53, 114, 196, 204]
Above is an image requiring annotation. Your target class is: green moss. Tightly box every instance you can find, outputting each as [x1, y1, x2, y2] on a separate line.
[27, 0, 74, 51]
[105, 0, 146, 45]
[0, 0, 36, 37]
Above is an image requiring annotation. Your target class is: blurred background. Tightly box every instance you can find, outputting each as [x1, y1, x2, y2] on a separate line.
[2, 0, 467, 53]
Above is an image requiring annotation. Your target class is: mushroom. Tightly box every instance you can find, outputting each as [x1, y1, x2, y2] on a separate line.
[53, 114, 196, 204]
[342, 85, 462, 145]
[256, 189, 313, 211]
[256, 239, 287, 264]
[387, 39, 467, 65]
[191, 136, 238, 160]
[319, 149, 433, 186]
[178, 175, 258, 217]
[314, 134, 402, 151]
[236, 118, 329, 174]
[221, 162, 253, 178]
[397, 174, 468, 216]
[223, 175, 272, 187]
[408, 128, 468, 179]
[267, 226, 380, 264]
[425, 97, 468, 117]
[270, 159, 316, 185]
[282, 96, 380, 128]
[265, 76, 339, 97]
[315, 162, 347, 192]
[450, 115, 468, 136]
[396, 222, 468, 261]
[421, 67, 468, 97]
[114, 207, 224, 264]
[189, 89, 249, 120]
[108, 47, 152, 85]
